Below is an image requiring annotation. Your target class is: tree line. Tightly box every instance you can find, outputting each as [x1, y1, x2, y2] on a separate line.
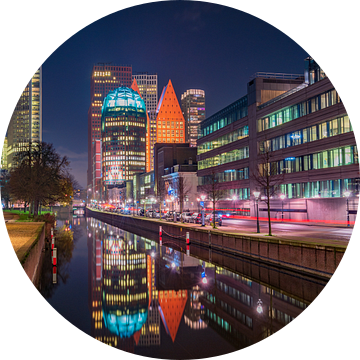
[2, 142, 78, 216]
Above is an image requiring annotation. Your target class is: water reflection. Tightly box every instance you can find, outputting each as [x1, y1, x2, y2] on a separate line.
[37, 214, 325, 358]
[86, 218, 319, 358]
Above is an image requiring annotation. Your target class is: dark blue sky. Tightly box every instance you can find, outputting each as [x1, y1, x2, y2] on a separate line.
[41, 1, 308, 187]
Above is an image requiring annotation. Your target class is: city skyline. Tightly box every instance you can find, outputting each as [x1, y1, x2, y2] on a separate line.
[5, 1, 310, 187]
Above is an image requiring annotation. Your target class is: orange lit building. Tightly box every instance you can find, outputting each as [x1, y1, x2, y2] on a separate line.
[131, 78, 151, 172]
[156, 80, 186, 144]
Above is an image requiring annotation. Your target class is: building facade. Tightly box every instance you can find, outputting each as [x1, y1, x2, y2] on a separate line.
[181, 89, 205, 147]
[7, 68, 42, 168]
[132, 72, 158, 171]
[156, 80, 186, 145]
[101, 87, 147, 198]
[88, 63, 133, 187]
[1, 137, 8, 170]
[197, 58, 358, 223]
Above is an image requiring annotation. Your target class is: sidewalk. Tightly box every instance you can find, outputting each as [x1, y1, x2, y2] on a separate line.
[3, 212, 20, 223]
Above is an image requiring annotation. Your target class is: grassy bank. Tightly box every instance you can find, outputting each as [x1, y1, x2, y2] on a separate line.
[3, 209, 54, 222]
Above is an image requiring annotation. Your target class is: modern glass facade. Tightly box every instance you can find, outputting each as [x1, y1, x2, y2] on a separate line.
[257, 88, 341, 132]
[198, 146, 249, 170]
[201, 96, 247, 137]
[259, 115, 352, 153]
[270, 145, 358, 175]
[197, 58, 358, 221]
[7, 68, 42, 168]
[181, 89, 206, 147]
[198, 125, 249, 155]
[101, 87, 146, 185]
[132, 73, 158, 171]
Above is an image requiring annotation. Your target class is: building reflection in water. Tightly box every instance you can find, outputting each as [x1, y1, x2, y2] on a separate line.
[87, 218, 313, 354]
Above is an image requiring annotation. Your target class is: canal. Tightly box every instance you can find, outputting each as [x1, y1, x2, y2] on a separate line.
[38, 213, 328, 359]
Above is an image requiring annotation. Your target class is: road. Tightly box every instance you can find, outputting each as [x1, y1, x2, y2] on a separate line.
[222, 218, 353, 244]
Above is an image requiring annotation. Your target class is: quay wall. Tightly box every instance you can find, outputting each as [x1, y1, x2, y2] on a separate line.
[22, 224, 46, 286]
[86, 208, 346, 280]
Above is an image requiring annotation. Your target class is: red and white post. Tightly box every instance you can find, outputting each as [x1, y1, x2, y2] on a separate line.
[186, 232, 190, 256]
[159, 226, 162, 246]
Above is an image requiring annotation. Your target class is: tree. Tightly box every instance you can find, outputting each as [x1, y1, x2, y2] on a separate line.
[174, 175, 191, 220]
[156, 177, 166, 219]
[0, 170, 11, 209]
[251, 140, 284, 236]
[198, 168, 225, 228]
[10, 142, 70, 216]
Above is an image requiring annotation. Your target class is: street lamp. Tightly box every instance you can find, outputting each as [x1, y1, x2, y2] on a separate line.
[254, 191, 260, 233]
[200, 194, 206, 226]
[344, 190, 351, 227]
[232, 195, 237, 216]
[280, 194, 286, 222]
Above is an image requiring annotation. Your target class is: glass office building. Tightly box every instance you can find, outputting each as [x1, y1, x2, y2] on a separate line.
[101, 87, 147, 187]
[181, 89, 206, 147]
[197, 58, 358, 222]
[6, 68, 42, 168]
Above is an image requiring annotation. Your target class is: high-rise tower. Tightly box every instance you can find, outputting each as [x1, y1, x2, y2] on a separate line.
[101, 87, 146, 188]
[88, 63, 132, 187]
[132, 72, 158, 171]
[7, 68, 42, 168]
[156, 80, 186, 144]
[181, 89, 205, 147]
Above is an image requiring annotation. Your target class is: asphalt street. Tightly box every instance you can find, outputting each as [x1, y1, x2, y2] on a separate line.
[222, 218, 353, 243]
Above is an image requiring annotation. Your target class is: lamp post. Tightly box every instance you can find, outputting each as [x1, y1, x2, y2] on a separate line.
[254, 191, 260, 233]
[232, 195, 237, 216]
[344, 190, 351, 227]
[280, 194, 286, 222]
[201, 195, 206, 226]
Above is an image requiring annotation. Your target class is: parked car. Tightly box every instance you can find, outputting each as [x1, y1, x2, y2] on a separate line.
[165, 211, 175, 221]
[190, 213, 203, 224]
[153, 210, 161, 218]
[146, 210, 154, 218]
[181, 212, 193, 222]
[138, 208, 145, 216]
[205, 214, 222, 226]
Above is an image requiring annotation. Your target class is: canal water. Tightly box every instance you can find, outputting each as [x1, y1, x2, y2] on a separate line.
[38, 214, 328, 359]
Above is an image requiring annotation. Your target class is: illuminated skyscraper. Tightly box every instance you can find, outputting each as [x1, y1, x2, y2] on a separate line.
[132, 72, 158, 171]
[101, 87, 146, 190]
[88, 63, 132, 187]
[131, 78, 151, 173]
[7, 68, 42, 168]
[181, 89, 205, 147]
[156, 80, 186, 144]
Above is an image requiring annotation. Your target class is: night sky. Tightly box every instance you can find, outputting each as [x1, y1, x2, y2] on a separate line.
[40, 1, 308, 188]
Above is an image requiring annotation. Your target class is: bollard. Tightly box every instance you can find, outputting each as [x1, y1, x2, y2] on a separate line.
[52, 248, 57, 266]
[53, 266, 57, 284]
[159, 236, 162, 246]
[186, 231, 190, 256]
[159, 226, 162, 246]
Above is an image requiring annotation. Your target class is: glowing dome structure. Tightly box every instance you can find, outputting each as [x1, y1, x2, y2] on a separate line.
[101, 86, 146, 116]
[102, 306, 148, 338]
